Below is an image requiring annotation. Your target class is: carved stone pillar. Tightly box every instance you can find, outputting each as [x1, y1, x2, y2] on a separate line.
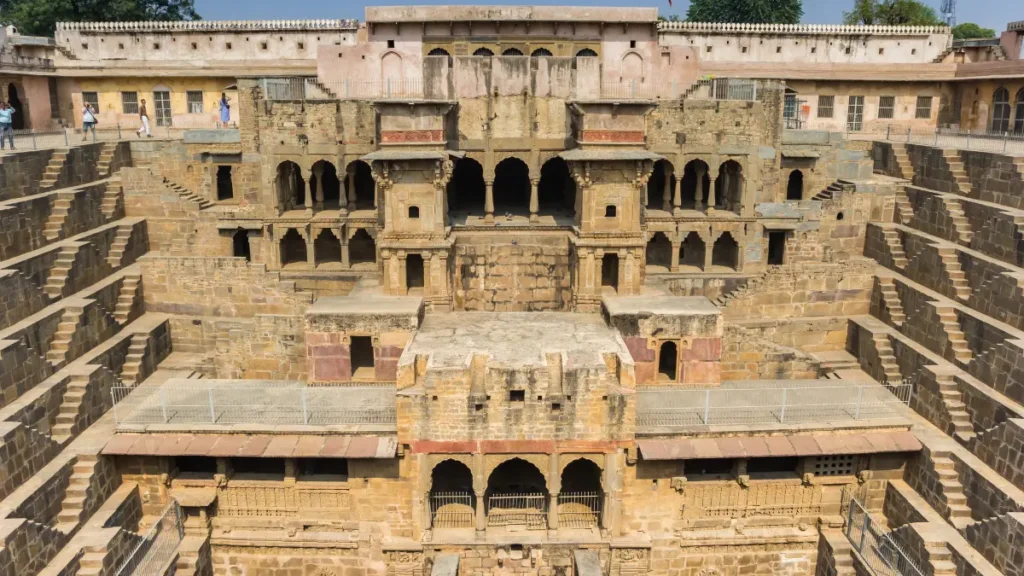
[484, 180, 495, 224]
[473, 452, 486, 539]
[312, 164, 324, 210]
[303, 176, 314, 216]
[529, 178, 539, 223]
[397, 252, 408, 295]
[672, 174, 683, 215]
[548, 453, 560, 533]
[707, 169, 719, 215]
[694, 164, 707, 210]
[474, 489, 486, 534]
[705, 233, 717, 270]
[347, 167, 356, 206]
[305, 230, 315, 267]
[661, 163, 672, 212]
[670, 241, 681, 272]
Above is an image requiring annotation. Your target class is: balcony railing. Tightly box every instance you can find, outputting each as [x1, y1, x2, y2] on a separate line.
[637, 381, 911, 430]
[216, 485, 351, 518]
[486, 493, 547, 529]
[845, 498, 925, 576]
[112, 381, 396, 426]
[430, 492, 475, 528]
[850, 126, 1024, 156]
[114, 501, 183, 576]
[557, 492, 602, 528]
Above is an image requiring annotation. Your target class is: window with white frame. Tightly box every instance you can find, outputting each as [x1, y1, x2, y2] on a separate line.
[186, 91, 204, 114]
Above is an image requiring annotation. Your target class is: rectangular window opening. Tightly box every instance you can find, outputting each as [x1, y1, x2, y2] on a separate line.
[509, 390, 525, 403]
[175, 456, 217, 479]
[817, 95, 835, 119]
[121, 91, 139, 115]
[298, 458, 349, 481]
[231, 457, 285, 480]
[878, 96, 896, 120]
[186, 90, 204, 114]
[685, 458, 733, 479]
[350, 336, 375, 379]
[915, 96, 933, 119]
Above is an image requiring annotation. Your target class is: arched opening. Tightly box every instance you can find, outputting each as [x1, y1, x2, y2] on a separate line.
[428, 47, 451, 58]
[646, 232, 672, 271]
[558, 459, 603, 528]
[658, 341, 678, 381]
[680, 232, 706, 270]
[279, 229, 307, 267]
[531, 48, 553, 57]
[345, 161, 375, 210]
[7, 84, 24, 130]
[381, 51, 403, 81]
[216, 166, 233, 201]
[786, 170, 804, 201]
[485, 459, 548, 529]
[276, 161, 305, 210]
[992, 87, 1011, 133]
[576, 48, 598, 58]
[406, 254, 425, 292]
[312, 160, 341, 208]
[538, 157, 575, 219]
[1014, 89, 1024, 134]
[473, 47, 494, 57]
[712, 232, 739, 271]
[232, 229, 250, 262]
[714, 161, 743, 213]
[314, 229, 341, 267]
[447, 157, 486, 220]
[430, 460, 474, 528]
[601, 253, 619, 292]
[621, 52, 643, 82]
[502, 47, 524, 56]
[493, 157, 530, 216]
[349, 229, 376, 266]
[681, 160, 710, 209]
[646, 160, 676, 211]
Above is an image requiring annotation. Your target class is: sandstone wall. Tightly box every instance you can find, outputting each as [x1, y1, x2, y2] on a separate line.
[453, 234, 572, 312]
[964, 513, 1024, 576]
[967, 419, 1024, 490]
[722, 259, 874, 321]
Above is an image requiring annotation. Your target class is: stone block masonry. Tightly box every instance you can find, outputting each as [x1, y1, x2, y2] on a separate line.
[964, 513, 1024, 576]
[968, 419, 1024, 491]
[453, 233, 572, 312]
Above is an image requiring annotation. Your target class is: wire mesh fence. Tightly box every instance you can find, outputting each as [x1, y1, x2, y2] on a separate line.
[845, 499, 926, 576]
[556, 492, 602, 528]
[486, 493, 547, 529]
[849, 126, 1024, 156]
[112, 381, 396, 426]
[637, 381, 912, 429]
[430, 492, 475, 528]
[113, 501, 183, 576]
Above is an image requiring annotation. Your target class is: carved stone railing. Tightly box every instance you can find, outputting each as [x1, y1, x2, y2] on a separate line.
[657, 21, 950, 36]
[216, 484, 351, 519]
[56, 19, 358, 33]
[680, 481, 830, 519]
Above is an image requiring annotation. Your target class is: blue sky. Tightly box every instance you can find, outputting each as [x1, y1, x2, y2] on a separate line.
[194, 0, 1009, 32]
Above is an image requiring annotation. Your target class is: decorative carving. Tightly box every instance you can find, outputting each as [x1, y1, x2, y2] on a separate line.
[433, 159, 454, 190]
[616, 548, 648, 562]
[697, 567, 721, 576]
[570, 162, 592, 189]
[371, 163, 393, 193]
[311, 568, 338, 576]
[632, 160, 655, 189]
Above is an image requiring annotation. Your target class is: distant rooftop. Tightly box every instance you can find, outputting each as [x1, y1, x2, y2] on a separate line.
[366, 5, 658, 24]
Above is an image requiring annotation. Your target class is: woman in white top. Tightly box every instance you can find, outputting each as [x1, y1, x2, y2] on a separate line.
[81, 104, 98, 141]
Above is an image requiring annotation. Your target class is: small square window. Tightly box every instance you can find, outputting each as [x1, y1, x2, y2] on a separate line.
[741, 46, 748, 54]
[605, 205, 617, 217]
[260, 41, 268, 50]
[298, 42, 305, 50]
[776, 46, 782, 54]
[629, 40, 636, 49]
[912, 48, 917, 55]
[118, 43, 124, 49]
[811, 46, 817, 54]
[153, 42, 160, 50]
[82, 43, 88, 50]
[915, 96, 933, 119]
[845, 47, 852, 55]
[191, 42, 197, 50]
[226, 42, 232, 50]
[706, 46, 712, 53]
[817, 95, 835, 119]
[879, 48, 885, 55]
[551, 403, 562, 411]
[509, 390, 525, 402]
[387, 40, 395, 49]
[408, 206, 420, 219]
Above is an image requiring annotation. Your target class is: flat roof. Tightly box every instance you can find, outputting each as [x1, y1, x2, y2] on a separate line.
[366, 6, 658, 24]
[307, 294, 423, 317]
[401, 312, 630, 370]
[637, 430, 922, 460]
[603, 295, 720, 317]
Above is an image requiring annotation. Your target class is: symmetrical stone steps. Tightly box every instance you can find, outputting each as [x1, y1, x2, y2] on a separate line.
[55, 454, 100, 532]
[100, 175, 123, 221]
[43, 196, 74, 242]
[942, 151, 973, 196]
[881, 228, 910, 269]
[113, 275, 141, 325]
[933, 304, 974, 364]
[44, 244, 80, 299]
[47, 303, 86, 368]
[39, 151, 69, 190]
[876, 276, 906, 326]
[935, 246, 972, 301]
[940, 196, 974, 247]
[106, 226, 134, 269]
[120, 333, 150, 386]
[933, 371, 976, 443]
[872, 333, 904, 383]
[95, 143, 115, 178]
[77, 542, 112, 576]
[161, 174, 212, 210]
[891, 143, 913, 179]
[51, 372, 92, 443]
[924, 539, 960, 576]
[894, 190, 914, 225]
[931, 451, 974, 529]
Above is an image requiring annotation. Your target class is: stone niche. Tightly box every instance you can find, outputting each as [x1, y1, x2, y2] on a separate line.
[602, 294, 723, 387]
[304, 293, 424, 383]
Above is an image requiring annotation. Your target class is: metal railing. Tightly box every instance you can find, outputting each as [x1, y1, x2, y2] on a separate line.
[0, 118, 234, 152]
[556, 492, 602, 528]
[262, 77, 425, 101]
[486, 493, 547, 528]
[851, 126, 1024, 156]
[114, 501, 183, 576]
[845, 499, 926, 576]
[637, 382, 912, 429]
[430, 492, 475, 528]
[111, 381, 396, 426]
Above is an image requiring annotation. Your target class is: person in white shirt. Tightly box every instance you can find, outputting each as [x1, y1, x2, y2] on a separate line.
[81, 104, 98, 141]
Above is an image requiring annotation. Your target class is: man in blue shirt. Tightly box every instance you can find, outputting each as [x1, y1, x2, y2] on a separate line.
[0, 102, 15, 150]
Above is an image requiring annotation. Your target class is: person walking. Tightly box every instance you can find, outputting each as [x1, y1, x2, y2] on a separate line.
[0, 102, 15, 150]
[81, 103, 98, 141]
[137, 98, 151, 137]
[218, 92, 231, 128]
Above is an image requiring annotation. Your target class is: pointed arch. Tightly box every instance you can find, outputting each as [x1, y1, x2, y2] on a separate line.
[787, 170, 804, 201]
[712, 232, 739, 271]
[538, 156, 575, 218]
[531, 48, 553, 57]
[992, 87, 1011, 132]
[681, 160, 710, 208]
[680, 232, 706, 270]
[345, 160, 375, 210]
[473, 47, 494, 57]
[646, 232, 672, 271]
[276, 160, 305, 210]
[502, 47, 524, 56]
[493, 157, 530, 216]
[279, 229, 307, 267]
[447, 157, 486, 219]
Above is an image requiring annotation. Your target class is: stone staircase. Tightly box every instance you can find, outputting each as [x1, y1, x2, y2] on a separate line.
[39, 151, 69, 190]
[100, 175, 123, 221]
[881, 228, 910, 269]
[894, 190, 914, 225]
[933, 304, 973, 365]
[891, 143, 914, 179]
[876, 277, 906, 327]
[113, 275, 141, 324]
[175, 535, 210, 576]
[942, 151, 973, 196]
[44, 245, 79, 299]
[55, 455, 100, 533]
[935, 246, 972, 301]
[43, 195, 73, 242]
[160, 173, 211, 210]
[931, 47, 955, 64]
[47, 303, 85, 368]
[931, 451, 974, 529]
[924, 540, 960, 576]
[940, 197, 974, 246]
[933, 371, 976, 443]
[106, 225, 134, 268]
[872, 332, 904, 384]
[95, 143, 116, 178]
[51, 372, 92, 442]
[77, 541, 113, 576]
[120, 333, 150, 386]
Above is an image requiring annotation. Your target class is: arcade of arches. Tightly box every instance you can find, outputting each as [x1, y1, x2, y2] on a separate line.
[647, 159, 742, 214]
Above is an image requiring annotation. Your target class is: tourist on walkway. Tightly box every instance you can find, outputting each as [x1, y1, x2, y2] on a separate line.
[219, 93, 231, 127]
[82, 103, 98, 141]
[0, 102, 15, 150]
[137, 98, 151, 137]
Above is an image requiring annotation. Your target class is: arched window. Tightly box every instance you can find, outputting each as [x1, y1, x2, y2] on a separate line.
[1014, 89, 1024, 134]
[646, 232, 672, 271]
[711, 232, 739, 271]
[345, 160, 374, 210]
[493, 157, 530, 216]
[681, 160, 710, 209]
[311, 160, 340, 207]
[447, 157, 486, 222]
[7, 84, 24, 130]
[992, 87, 1011, 133]
[279, 229, 307, 267]
[473, 47, 494, 57]
[485, 459, 548, 529]
[658, 341, 678, 381]
[714, 160, 743, 214]
[428, 47, 451, 57]
[216, 166, 233, 201]
[314, 229, 341, 267]
[502, 47, 524, 56]
[558, 460, 603, 528]
[349, 229, 376, 266]
[531, 48, 553, 57]
[787, 170, 804, 201]
[680, 232, 706, 270]
[232, 229, 250, 262]
[647, 159, 676, 211]
[538, 157, 575, 220]
[276, 161, 305, 210]
[576, 48, 598, 58]
[430, 460, 474, 528]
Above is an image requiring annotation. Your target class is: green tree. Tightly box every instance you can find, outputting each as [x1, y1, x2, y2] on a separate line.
[843, 0, 944, 26]
[952, 22, 996, 39]
[686, 0, 803, 25]
[0, 0, 200, 37]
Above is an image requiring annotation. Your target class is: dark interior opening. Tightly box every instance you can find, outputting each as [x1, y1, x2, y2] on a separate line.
[231, 457, 285, 480]
[216, 165, 233, 201]
[314, 229, 341, 266]
[406, 254, 425, 290]
[787, 170, 804, 200]
[561, 459, 602, 493]
[538, 157, 575, 217]
[486, 458, 547, 496]
[279, 228, 307, 266]
[646, 232, 673, 270]
[277, 161, 305, 209]
[680, 232, 706, 269]
[347, 161, 375, 210]
[298, 458, 349, 481]
[7, 84, 23, 130]
[747, 457, 800, 476]
[685, 458, 733, 479]
[646, 160, 675, 210]
[349, 229, 376, 265]
[658, 341, 678, 381]
[232, 229, 250, 262]
[314, 161, 341, 207]
[601, 253, 619, 291]
[350, 335, 375, 376]
[447, 157, 486, 217]
[175, 456, 217, 479]
[767, 231, 786, 266]
[681, 160, 710, 208]
[493, 157, 530, 216]
[711, 232, 739, 270]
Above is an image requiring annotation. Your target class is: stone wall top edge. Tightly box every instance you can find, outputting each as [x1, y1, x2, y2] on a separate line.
[366, 5, 658, 24]
[56, 19, 359, 33]
[658, 21, 951, 36]
[1008, 20, 1024, 32]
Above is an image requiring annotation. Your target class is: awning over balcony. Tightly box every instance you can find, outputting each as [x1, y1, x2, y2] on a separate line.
[103, 433, 398, 459]
[637, 430, 921, 461]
